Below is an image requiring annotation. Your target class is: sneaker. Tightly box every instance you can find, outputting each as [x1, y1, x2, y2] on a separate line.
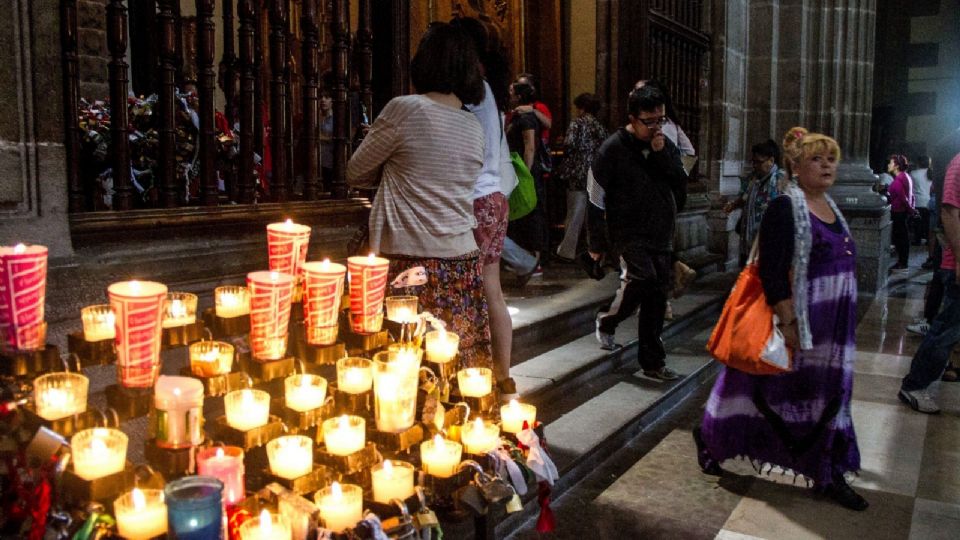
[644, 366, 681, 381]
[898, 388, 941, 414]
[531, 265, 543, 278]
[595, 316, 620, 351]
[497, 377, 520, 403]
[664, 302, 674, 321]
[906, 320, 930, 336]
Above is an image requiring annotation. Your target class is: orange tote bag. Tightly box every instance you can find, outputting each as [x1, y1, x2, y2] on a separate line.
[706, 262, 792, 375]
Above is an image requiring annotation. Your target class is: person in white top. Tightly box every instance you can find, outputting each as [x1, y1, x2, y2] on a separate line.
[912, 155, 932, 245]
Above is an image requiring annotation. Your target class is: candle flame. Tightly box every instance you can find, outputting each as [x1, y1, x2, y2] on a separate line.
[383, 459, 393, 476]
[260, 509, 272, 534]
[13, 243, 25, 254]
[467, 368, 480, 377]
[173, 387, 181, 397]
[433, 434, 444, 446]
[132, 488, 146, 510]
[473, 417, 484, 431]
[367, 252, 375, 263]
[321, 258, 330, 270]
[241, 389, 253, 405]
[270, 271, 279, 282]
[90, 437, 107, 454]
[284, 218, 293, 227]
[509, 399, 520, 410]
[338, 415, 349, 429]
[331, 481, 343, 499]
[215, 447, 224, 459]
[130, 280, 141, 293]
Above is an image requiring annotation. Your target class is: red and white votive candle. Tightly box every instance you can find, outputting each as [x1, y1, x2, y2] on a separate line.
[302, 259, 346, 345]
[108, 280, 168, 388]
[347, 254, 390, 334]
[0, 243, 48, 351]
[247, 271, 295, 360]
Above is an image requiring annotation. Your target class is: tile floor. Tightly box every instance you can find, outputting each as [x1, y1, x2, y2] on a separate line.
[511, 271, 960, 540]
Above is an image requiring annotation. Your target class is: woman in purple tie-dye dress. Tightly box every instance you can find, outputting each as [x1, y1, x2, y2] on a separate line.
[696, 127, 868, 511]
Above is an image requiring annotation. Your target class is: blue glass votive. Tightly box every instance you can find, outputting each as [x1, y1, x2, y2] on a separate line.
[164, 476, 224, 539]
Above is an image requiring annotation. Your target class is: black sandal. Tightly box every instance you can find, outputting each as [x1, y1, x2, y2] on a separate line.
[692, 426, 723, 476]
[820, 475, 869, 511]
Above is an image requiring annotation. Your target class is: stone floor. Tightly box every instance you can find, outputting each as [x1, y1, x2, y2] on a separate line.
[508, 252, 960, 540]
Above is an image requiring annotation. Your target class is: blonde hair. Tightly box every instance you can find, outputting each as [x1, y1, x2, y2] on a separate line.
[781, 127, 842, 177]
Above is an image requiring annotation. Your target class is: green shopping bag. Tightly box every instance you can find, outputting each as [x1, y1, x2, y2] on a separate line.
[508, 152, 537, 221]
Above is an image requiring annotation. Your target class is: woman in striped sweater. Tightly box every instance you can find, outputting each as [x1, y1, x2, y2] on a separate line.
[346, 23, 493, 368]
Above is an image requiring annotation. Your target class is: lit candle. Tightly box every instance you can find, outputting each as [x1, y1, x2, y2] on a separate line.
[108, 280, 168, 388]
[336, 357, 373, 394]
[224, 389, 271, 431]
[346, 254, 390, 333]
[315, 482, 363, 533]
[457, 367, 493, 397]
[266, 435, 313, 480]
[371, 459, 415, 504]
[385, 296, 418, 323]
[215, 286, 250, 318]
[284, 373, 328, 412]
[152, 376, 204, 449]
[162, 292, 198, 328]
[189, 340, 235, 377]
[500, 399, 537, 434]
[247, 271, 295, 361]
[372, 357, 419, 433]
[71, 427, 128, 480]
[80, 304, 115, 341]
[240, 509, 292, 540]
[114, 488, 168, 540]
[197, 446, 246, 505]
[321, 415, 366, 456]
[266, 220, 312, 281]
[425, 329, 459, 363]
[420, 434, 462, 478]
[302, 259, 346, 342]
[460, 417, 501, 454]
[33, 372, 88, 421]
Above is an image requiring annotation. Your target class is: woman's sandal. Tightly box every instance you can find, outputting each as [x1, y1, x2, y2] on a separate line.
[942, 367, 959, 382]
[692, 426, 723, 476]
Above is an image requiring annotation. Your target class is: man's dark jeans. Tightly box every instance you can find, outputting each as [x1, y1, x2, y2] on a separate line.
[902, 269, 960, 392]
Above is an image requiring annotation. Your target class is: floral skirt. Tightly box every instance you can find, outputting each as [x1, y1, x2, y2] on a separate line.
[386, 252, 492, 369]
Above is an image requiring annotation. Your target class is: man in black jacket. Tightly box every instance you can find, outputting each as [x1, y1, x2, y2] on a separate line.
[587, 85, 688, 380]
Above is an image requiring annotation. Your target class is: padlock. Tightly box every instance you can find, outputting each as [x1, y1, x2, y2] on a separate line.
[413, 507, 439, 531]
[454, 483, 488, 516]
[475, 471, 517, 506]
[505, 492, 523, 514]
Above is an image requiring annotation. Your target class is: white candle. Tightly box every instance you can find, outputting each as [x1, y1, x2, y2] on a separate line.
[71, 428, 127, 480]
[420, 434, 462, 478]
[457, 368, 493, 397]
[153, 376, 204, 449]
[336, 357, 373, 394]
[81, 304, 115, 341]
[215, 286, 250, 318]
[34, 372, 88, 421]
[385, 296, 418, 323]
[189, 340, 235, 377]
[315, 482, 363, 533]
[224, 389, 271, 431]
[371, 459, 415, 504]
[425, 329, 459, 363]
[266, 435, 313, 479]
[500, 399, 537, 434]
[461, 417, 501, 454]
[321, 415, 366, 456]
[239, 509, 292, 540]
[162, 293, 197, 328]
[115, 488, 168, 540]
[284, 374, 328, 412]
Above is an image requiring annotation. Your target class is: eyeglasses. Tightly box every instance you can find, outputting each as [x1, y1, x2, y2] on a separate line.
[637, 116, 668, 128]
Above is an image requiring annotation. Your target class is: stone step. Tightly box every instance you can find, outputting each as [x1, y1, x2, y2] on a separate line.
[495, 279, 732, 537]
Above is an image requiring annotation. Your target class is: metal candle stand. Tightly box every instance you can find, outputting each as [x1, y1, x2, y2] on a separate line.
[105, 385, 152, 420]
[66, 332, 115, 367]
[420, 467, 474, 510]
[144, 438, 202, 480]
[238, 352, 296, 394]
[161, 320, 206, 348]
[209, 415, 285, 451]
[178, 366, 251, 397]
[273, 397, 336, 432]
[265, 464, 337, 495]
[202, 307, 250, 338]
[0, 344, 60, 377]
[458, 392, 498, 418]
[369, 424, 425, 454]
[60, 462, 135, 508]
[314, 441, 381, 477]
[20, 405, 104, 439]
[332, 386, 373, 419]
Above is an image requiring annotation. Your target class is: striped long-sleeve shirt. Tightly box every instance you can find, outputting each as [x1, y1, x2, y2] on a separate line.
[347, 95, 484, 258]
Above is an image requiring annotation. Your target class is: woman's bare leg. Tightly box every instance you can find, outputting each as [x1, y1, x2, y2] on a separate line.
[483, 261, 513, 382]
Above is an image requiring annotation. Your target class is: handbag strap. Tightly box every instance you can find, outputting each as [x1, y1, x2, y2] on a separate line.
[746, 236, 760, 265]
